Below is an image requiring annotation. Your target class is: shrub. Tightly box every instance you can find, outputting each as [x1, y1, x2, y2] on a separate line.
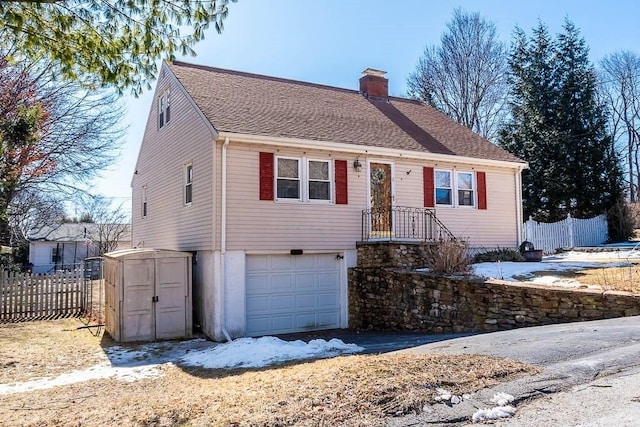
[472, 247, 525, 263]
[425, 239, 471, 274]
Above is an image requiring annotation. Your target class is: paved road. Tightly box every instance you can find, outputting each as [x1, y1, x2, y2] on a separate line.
[389, 316, 640, 426]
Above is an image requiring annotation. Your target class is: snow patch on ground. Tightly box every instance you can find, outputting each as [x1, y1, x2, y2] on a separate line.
[471, 250, 640, 287]
[179, 337, 364, 369]
[472, 405, 516, 422]
[472, 392, 516, 422]
[0, 337, 363, 394]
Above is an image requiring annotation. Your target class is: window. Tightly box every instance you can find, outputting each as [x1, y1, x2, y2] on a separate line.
[142, 186, 147, 218]
[276, 157, 300, 200]
[435, 169, 476, 207]
[457, 172, 475, 206]
[308, 160, 330, 200]
[435, 170, 452, 205]
[158, 90, 170, 128]
[51, 246, 60, 264]
[184, 163, 193, 205]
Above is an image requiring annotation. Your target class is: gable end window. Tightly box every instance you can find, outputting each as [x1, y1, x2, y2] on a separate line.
[184, 163, 193, 205]
[142, 185, 147, 218]
[158, 90, 171, 128]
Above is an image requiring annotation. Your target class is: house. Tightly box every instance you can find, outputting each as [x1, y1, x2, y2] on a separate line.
[28, 223, 131, 274]
[131, 61, 527, 341]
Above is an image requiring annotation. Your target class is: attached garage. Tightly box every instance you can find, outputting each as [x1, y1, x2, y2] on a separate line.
[245, 253, 342, 336]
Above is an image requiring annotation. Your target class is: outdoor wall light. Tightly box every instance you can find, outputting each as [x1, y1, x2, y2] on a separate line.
[353, 158, 362, 172]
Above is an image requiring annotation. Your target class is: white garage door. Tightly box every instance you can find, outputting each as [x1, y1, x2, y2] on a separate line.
[245, 254, 341, 336]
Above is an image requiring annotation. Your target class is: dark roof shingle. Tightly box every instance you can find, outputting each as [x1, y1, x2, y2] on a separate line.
[169, 61, 523, 164]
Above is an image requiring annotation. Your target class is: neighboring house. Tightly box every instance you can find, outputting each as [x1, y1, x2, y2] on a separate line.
[132, 61, 527, 341]
[28, 223, 131, 274]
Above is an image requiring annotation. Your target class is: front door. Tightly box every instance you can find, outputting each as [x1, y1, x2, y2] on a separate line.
[369, 162, 393, 237]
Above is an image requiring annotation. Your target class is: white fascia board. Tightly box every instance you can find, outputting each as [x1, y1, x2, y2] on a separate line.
[217, 131, 529, 171]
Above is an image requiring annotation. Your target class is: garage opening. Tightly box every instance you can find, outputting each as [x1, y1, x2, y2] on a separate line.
[245, 253, 341, 336]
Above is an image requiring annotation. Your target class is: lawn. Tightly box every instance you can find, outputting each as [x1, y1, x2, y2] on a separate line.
[0, 318, 538, 426]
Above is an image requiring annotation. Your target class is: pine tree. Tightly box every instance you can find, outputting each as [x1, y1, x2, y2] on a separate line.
[499, 20, 622, 222]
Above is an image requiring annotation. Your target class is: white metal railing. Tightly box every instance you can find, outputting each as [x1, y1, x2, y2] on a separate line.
[523, 214, 608, 254]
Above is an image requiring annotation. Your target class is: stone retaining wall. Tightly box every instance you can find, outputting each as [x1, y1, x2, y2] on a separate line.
[348, 268, 640, 333]
[356, 241, 436, 269]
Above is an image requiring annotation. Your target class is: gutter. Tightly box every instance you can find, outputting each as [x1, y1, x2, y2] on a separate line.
[218, 131, 529, 171]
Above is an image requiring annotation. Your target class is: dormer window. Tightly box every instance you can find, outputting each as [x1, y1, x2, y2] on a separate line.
[159, 90, 170, 128]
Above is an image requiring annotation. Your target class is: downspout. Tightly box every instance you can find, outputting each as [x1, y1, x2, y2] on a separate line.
[515, 166, 525, 245]
[220, 136, 232, 343]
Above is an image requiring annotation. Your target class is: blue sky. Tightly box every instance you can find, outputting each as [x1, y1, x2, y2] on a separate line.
[95, 0, 640, 215]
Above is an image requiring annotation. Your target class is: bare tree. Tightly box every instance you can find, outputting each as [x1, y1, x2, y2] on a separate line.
[81, 197, 130, 255]
[407, 9, 508, 141]
[599, 51, 640, 202]
[0, 53, 123, 254]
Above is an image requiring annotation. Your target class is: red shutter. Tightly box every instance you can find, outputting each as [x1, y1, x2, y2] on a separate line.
[423, 167, 434, 208]
[335, 160, 348, 204]
[477, 171, 487, 210]
[259, 152, 274, 200]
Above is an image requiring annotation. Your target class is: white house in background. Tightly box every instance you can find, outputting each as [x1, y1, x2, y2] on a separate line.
[28, 223, 131, 274]
[131, 61, 527, 341]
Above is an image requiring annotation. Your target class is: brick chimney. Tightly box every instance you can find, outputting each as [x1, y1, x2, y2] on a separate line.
[359, 68, 388, 100]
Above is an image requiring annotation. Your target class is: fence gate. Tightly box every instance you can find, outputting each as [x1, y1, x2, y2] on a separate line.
[1, 271, 84, 322]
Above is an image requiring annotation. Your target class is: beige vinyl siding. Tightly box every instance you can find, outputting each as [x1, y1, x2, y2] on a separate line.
[132, 68, 215, 251]
[394, 160, 519, 248]
[224, 144, 365, 251]
[431, 167, 518, 248]
[222, 144, 520, 251]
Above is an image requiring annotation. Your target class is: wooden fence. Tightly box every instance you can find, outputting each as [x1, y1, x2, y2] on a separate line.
[1, 270, 84, 322]
[523, 214, 608, 254]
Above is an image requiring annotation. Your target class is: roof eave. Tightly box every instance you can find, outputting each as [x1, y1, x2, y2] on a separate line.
[217, 131, 528, 170]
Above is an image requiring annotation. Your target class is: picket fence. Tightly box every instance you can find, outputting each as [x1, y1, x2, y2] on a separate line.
[0, 270, 84, 321]
[523, 214, 608, 254]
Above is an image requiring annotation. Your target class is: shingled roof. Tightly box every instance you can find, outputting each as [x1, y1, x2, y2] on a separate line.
[169, 61, 523, 164]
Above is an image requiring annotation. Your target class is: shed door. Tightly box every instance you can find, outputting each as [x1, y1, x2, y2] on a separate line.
[122, 259, 155, 341]
[155, 258, 188, 339]
[245, 254, 341, 336]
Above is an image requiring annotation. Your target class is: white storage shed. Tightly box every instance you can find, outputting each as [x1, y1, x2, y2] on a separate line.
[104, 248, 192, 342]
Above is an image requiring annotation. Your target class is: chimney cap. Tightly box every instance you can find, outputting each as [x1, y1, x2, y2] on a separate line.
[362, 68, 387, 78]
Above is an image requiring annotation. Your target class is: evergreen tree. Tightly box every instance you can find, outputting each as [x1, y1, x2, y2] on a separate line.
[499, 20, 623, 222]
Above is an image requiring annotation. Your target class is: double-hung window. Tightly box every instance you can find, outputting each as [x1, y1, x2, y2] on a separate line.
[184, 163, 193, 205]
[276, 157, 301, 200]
[435, 169, 475, 207]
[457, 172, 475, 207]
[307, 159, 330, 201]
[275, 157, 332, 202]
[159, 90, 170, 129]
[435, 170, 452, 205]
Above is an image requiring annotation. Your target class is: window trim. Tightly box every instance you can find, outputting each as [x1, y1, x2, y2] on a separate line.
[456, 171, 476, 208]
[434, 169, 477, 208]
[275, 156, 302, 202]
[274, 156, 334, 203]
[184, 163, 193, 206]
[435, 169, 453, 207]
[306, 158, 332, 203]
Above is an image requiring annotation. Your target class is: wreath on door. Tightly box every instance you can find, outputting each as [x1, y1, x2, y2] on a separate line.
[371, 168, 386, 185]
